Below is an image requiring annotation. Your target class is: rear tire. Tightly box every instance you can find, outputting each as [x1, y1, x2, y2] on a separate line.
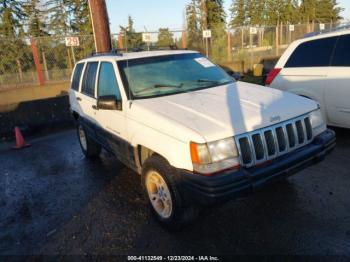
[77, 123, 101, 158]
[142, 155, 199, 231]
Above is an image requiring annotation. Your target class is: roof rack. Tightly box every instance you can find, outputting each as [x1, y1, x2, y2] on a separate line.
[88, 49, 123, 57]
[88, 45, 187, 57]
[304, 22, 350, 38]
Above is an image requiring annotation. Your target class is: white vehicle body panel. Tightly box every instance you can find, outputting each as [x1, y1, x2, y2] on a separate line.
[325, 67, 350, 128]
[129, 82, 317, 143]
[69, 50, 321, 172]
[271, 30, 350, 129]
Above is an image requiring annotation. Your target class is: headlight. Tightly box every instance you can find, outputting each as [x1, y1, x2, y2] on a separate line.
[310, 109, 326, 136]
[190, 138, 240, 175]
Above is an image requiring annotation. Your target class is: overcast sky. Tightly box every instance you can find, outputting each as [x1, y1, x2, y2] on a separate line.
[106, 0, 350, 33]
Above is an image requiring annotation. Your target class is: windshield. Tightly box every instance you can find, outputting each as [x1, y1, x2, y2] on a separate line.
[117, 53, 234, 99]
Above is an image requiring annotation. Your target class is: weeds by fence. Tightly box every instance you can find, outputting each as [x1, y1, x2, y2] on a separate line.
[1, 21, 348, 90]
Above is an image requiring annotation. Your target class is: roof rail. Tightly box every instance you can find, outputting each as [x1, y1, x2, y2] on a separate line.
[304, 22, 350, 38]
[116, 45, 184, 53]
[88, 48, 122, 57]
[86, 45, 188, 58]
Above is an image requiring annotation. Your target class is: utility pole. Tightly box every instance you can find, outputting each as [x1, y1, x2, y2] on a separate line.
[88, 0, 112, 53]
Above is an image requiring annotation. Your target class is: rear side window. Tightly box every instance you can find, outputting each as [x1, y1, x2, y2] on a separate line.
[285, 36, 337, 68]
[82, 62, 99, 97]
[71, 63, 84, 91]
[98, 62, 122, 100]
[331, 34, 350, 67]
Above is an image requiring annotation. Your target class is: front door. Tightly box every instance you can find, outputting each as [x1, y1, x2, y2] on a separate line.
[95, 61, 134, 166]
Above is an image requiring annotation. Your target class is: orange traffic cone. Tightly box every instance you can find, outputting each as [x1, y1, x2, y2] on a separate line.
[13, 127, 30, 149]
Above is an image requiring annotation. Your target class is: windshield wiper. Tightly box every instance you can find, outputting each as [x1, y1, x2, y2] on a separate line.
[196, 79, 220, 83]
[135, 83, 183, 94]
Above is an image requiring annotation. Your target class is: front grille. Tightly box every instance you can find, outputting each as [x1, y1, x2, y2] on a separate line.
[236, 114, 313, 167]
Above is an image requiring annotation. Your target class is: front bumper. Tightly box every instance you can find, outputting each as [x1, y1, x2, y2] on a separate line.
[178, 129, 336, 206]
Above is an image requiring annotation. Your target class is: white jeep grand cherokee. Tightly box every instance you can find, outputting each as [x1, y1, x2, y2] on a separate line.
[69, 50, 335, 229]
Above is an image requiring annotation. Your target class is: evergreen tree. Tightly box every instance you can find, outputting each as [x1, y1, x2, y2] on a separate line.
[45, 0, 72, 35]
[229, 0, 246, 27]
[0, 0, 26, 37]
[200, 0, 227, 62]
[24, 0, 48, 37]
[246, 0, 266, 26]
[0, 0, 29, 77]
[316, 0, 343, 23]
[70, 0, 92, 34]
[300, 0, 317, 24]
[186, 0, 201, 50]
[119, 16, 143, 49]
[157, 28, 174, 47]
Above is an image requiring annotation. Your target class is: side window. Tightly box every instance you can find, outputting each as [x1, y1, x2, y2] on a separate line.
[98, 62, 122, 100]
[285, 36, 337, 68]
[331, 34, 350, 67]
[81, 62, 98, 97]
[71, 63, 84, 91]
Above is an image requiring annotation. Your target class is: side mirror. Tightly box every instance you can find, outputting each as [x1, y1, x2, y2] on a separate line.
[97, 95, 122, 111]
[228, 71, 242, 81]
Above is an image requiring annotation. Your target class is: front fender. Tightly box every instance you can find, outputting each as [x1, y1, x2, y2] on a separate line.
[130, 124, 193, 171]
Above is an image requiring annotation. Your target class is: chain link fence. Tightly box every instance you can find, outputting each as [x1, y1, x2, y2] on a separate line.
[0, 21, 348, 90]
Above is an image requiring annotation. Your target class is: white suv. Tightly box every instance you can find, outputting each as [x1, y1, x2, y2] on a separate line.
[69, 50, 335, 229]
[267, 30, 350, 129]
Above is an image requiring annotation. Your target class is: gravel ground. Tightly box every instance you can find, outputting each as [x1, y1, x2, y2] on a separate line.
[0, 127, 349, 256]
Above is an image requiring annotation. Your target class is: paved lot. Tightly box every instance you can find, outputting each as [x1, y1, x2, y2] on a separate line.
[0, 128, 350, 256]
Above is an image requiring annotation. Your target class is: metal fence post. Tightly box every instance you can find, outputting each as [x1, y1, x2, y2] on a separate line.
[42, 51, 50, 81]
[182, 31, 187, 49]
[118, 34, 123, 49]
[30, 38, 45, 86]
[227, 31, 232, 62]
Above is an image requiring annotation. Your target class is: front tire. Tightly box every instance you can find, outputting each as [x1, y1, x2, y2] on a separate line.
[77, 124, 101, 158]
[142, 155, 199, 230]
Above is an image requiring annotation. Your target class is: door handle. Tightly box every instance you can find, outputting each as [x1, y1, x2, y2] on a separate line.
[92, 105, 98, 110]
[76, 97, 82, 101]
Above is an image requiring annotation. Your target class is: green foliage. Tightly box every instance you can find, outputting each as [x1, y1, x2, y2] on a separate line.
[0, 0, 26, 37]
[24, 0, 49, 37]
[229, 0, 246, 27]
[70, 0, 92, 34]
[44, 0, 71, 35]
[230, 0, 343, 26]
[119, 16, 144, 49]
[205, 0, 227, 63]
[186, 0, 202, 50]
[157, 28, 174, 47]
[315, 0, 343, 23]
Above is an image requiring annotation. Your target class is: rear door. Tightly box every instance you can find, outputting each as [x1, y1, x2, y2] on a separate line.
[276, 37, 337, 105]
[325, 34, 350, 128]
[79, 61, 99, 137]
[69, 62, 85, 115]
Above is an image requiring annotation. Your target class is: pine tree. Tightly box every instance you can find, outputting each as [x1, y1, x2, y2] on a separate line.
[157, 28, 174, 47]
[0, 0, 26, 37]
[300, 0, 317, 25]
[200, 0, 227, 63]
[24, 0, 48, 37]
[70, 0, 92, 34]
[245, 0, 266, 26]
[45, 0, 72, 35]
[229, 0, 246, 27]
[119, 16, 143, 49]
[316, 0, 343, 23]
[186, 0, 201, 50]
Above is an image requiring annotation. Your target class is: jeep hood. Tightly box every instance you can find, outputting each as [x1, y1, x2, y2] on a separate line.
[130, 82, 318, 142]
